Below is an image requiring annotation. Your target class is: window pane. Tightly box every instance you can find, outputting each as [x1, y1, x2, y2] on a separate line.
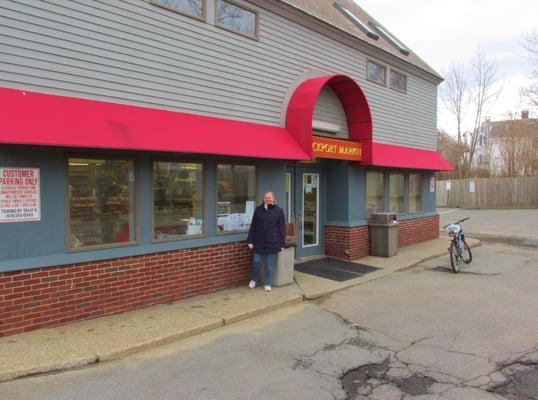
[408, 173, 423, 213]
[389, 70, 407, 92]
[217, 164, 256, 232]
[68, 158, 136, 249]
[285, 173, 291, 222]
[303, 173, 319, 246]
[389, 172, 404, 213]
[367, 61, 386, 85]
[152, 0, 204, 18]
[366, 171, 385, 218]
[153, 161, 204, 240]
[216, 0, 257, 37]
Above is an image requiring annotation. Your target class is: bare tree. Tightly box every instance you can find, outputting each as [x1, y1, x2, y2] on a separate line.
[465, 51, 501, 175]
[440, 62, 468, 178]
[440, 51, 501, 178]
[521, 30, 538, 107]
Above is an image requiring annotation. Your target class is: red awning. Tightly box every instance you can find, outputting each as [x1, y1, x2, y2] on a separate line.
[0, 88, 309, 160]
[366, 142, 453, 171]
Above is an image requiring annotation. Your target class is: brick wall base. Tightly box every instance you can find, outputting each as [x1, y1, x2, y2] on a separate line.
[397, 215, 440, 247]
[325, 225, 370, 260]
[325, 215, 440, 260]
[0, 242, 251, 337]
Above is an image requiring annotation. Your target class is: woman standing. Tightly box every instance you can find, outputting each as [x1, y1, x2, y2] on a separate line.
[246, 191, 286, 291]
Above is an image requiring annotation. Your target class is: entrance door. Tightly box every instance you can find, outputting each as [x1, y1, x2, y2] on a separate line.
[286, 165, 322, 259]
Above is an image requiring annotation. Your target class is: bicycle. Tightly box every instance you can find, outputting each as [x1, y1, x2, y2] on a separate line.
[443, 217, 472, 273]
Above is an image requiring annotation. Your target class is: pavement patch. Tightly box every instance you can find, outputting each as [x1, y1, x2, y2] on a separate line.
[490, 362, 538, 399]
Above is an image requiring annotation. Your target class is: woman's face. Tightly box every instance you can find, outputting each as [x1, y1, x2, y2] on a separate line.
[263, 192, 275, 205]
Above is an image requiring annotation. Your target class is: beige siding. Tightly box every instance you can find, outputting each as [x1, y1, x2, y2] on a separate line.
[0, 0, 437, 149]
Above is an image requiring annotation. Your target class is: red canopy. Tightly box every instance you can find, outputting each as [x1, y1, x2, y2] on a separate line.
[366, 142, 453, 171]
[0, 88, 309, 161]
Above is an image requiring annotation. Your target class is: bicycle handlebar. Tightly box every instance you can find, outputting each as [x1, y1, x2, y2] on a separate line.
[442, 217, 470, 229]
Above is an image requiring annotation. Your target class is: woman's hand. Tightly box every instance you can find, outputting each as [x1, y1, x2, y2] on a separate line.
[248, 243, 254, 250]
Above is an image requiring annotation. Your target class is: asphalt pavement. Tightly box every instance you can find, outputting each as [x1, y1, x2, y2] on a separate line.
[439, 208, 538, 247]
[1, 243, 536, 400]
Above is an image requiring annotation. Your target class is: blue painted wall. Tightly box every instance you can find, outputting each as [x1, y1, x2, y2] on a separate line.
[0, 146, 286, 272]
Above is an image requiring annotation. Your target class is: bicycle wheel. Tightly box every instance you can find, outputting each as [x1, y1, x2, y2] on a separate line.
[449, 241, 460, 273]
[461, 240, 472, 264]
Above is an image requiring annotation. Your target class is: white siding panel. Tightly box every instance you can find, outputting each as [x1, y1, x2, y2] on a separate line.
[0, 0, 437, 150]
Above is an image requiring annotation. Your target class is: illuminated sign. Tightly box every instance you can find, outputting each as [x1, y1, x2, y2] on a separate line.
[312, 136, 362, 161]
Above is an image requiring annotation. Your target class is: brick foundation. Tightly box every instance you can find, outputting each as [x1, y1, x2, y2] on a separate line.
[324, 215, 440, 260]
[325, 225, 370, 260]
[0, 242, 251, 337]
[397, 215, 440, 247]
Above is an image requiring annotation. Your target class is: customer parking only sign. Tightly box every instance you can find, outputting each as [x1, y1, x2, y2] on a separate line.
[0, 167, 41, 223]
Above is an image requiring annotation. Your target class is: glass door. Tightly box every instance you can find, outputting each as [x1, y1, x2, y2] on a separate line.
[302, 173, 319, 248]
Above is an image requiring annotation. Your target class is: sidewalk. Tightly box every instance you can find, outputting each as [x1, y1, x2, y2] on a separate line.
[0, 237, 480, 383]
[439, 208, 538, 248]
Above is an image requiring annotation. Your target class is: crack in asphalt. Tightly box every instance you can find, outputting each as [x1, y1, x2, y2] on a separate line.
[293, 307, 538, 400]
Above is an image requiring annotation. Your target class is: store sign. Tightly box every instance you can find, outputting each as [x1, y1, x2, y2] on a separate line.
[312, 136, 362, 161]
[429, 177, 435, 192]
[0, 167, 41, 223]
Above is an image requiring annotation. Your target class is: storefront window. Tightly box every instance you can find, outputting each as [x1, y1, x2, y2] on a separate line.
[366, 171, 385, 218]
[67, 157, 136, 250]
[152, 161, 204, 240]
[408, 173, 423, 213]
[389, 172, 405, 213]
[216, 164, 256, 233]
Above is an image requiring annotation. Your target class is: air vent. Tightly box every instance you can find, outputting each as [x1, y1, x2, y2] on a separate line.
[334, 3, 379, 40]
[368, 22, 410, 55]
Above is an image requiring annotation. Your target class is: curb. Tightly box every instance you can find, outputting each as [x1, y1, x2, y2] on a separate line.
[0, 295, 304, 384]
[439, 231, 537, 248]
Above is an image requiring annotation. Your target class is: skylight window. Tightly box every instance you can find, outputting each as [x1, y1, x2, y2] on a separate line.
[368, 22, 410, 55]
[334, 3, 379, 40]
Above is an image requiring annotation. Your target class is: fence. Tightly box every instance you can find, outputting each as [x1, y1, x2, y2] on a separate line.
[436, 176, 538, 209]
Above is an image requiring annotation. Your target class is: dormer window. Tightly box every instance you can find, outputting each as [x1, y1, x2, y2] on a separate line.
[150, 0, 205, 20]
[334, 3, 379, 40]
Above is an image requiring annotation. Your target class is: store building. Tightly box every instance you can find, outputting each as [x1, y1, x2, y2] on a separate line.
[0, 0, 451, 337]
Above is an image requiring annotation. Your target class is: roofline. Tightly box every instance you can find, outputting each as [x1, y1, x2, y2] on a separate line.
[248, 0, 444, 84]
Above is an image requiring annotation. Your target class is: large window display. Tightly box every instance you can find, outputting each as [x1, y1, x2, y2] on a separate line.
[216, 164, 256, 233]
[67, 157, 136, 250]
[389, 172, 405, 213]
[366, 171, 385, 218]
[408, 173, 423, 213]
[152, 161, 204, 240]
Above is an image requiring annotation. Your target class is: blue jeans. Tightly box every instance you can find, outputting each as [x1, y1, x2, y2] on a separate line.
[251, 252, 277, 286]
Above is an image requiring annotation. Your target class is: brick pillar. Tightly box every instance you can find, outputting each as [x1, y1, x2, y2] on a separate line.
[324, 225, 370, 260]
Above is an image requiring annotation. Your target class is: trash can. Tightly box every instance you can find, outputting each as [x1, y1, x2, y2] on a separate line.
[260, 222, 296, 287]
[369, 213, 398, 257]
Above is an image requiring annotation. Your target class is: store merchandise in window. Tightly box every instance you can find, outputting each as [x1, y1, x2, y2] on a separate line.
[216, 164, 256, 232]
[67, 158, 136, 249]
[153, 161, 204, 240]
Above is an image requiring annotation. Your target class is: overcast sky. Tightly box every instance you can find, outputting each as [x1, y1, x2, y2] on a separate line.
[356, 0, 537, 136]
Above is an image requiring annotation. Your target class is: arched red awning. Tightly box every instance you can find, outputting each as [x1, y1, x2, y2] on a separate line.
[285, 74, 373, 160]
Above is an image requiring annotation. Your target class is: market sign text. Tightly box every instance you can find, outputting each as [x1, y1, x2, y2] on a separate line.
[312, 136, 362, 161]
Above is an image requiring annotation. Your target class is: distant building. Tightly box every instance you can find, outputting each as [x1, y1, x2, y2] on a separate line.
[475, 111, 538, 175]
